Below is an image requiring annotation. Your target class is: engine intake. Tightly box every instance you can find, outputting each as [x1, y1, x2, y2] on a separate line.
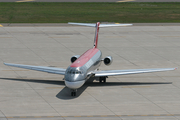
[103, 56, 113, 66]
[71, 55, 80, 63]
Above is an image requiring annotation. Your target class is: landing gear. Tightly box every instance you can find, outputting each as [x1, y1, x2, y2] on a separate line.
[99, 76, 107, 83]
[71, 89, 77, 96]
[71, 92, 76, 96]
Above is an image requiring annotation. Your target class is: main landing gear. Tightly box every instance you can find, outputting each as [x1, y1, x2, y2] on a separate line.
[99, 76, 108, 83]
[71, 89, 77, 96]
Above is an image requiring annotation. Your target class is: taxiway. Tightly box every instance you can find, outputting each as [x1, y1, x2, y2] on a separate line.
[0, 24, 180, 120]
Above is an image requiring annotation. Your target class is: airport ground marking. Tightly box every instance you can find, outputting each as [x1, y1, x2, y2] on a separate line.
[122, 86, 151, 88]
[4, 114, 180, 118]
[159, 36, 180, 38]
[46, 87, 64, 89]
[6, 117, 13, 118]
[20, 116, 26, 118]
[16, 0, 35, 2]
[117, 0, 135, 2]
[49, 36, 70, 38]
[0, 37, 12, 38]
[47, 116, 54, 118]
[0, 24, 3, 27]
[34, 116, 41, 118]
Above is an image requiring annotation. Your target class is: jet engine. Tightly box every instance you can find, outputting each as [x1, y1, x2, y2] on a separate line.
[103, 56, 113, 66]
[71, 55, 80, 63]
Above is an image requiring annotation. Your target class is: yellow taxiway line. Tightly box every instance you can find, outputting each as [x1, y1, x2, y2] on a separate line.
[0, 24, 3, 27]
[117, 0, 135, 2]
[16, 0, 35, 2]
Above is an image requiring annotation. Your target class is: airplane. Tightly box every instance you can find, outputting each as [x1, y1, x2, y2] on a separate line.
[4, 22, 177, 96]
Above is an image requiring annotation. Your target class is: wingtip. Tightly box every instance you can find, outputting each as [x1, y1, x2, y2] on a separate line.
[174, 67, 178, 70]
[3, 62, 10, 66]
[3, 62, 11, 66]
[68, 22, 72, 24]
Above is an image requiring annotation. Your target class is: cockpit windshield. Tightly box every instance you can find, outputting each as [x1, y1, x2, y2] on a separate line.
[67, 69, 82, 74]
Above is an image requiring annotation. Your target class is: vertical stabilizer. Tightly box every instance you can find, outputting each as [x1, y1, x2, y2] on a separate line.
[94, 22, 100, 48]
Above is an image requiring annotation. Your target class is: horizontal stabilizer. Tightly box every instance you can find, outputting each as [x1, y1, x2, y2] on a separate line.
[68, 22, 132, 27]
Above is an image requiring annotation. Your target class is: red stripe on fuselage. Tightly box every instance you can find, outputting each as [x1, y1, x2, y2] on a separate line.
[70, 48, 99, 68]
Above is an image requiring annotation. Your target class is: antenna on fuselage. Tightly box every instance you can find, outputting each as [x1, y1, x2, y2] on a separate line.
[68, 22, 133, 48]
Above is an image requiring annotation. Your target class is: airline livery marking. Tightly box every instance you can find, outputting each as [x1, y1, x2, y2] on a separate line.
[70, 48, 99, 67]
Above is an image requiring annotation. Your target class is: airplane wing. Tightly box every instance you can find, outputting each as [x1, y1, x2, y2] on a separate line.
[4, 63, 66, 75]
[94, 68, 177, 77]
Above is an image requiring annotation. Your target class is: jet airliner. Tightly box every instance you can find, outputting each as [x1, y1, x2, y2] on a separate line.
[4, 22, 177, 96]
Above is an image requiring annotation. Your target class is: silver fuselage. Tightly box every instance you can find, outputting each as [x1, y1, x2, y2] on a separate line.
[64, 48, 102, 89]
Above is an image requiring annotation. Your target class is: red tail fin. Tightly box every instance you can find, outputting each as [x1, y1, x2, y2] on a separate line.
[94, 22, 100, 48]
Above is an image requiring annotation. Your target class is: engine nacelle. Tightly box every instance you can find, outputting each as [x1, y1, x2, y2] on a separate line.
[103, 56, 113, 66]
[71, 55, 80, 63]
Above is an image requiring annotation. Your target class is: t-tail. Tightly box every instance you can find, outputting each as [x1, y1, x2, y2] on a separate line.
[68, 22, 133, 48]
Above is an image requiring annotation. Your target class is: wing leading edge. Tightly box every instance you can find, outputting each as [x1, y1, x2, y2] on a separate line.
[4, 63, 66, 75]
[95, 68, 177, 77]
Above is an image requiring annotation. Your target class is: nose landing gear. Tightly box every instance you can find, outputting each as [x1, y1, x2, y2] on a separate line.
[71, 89, 77, 96]
[99, 76, 108, 83]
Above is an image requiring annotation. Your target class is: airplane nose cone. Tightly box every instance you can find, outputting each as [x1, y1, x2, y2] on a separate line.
[65, 80, 85, 89]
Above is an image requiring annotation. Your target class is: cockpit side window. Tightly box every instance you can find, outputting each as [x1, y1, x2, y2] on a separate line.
[68, 69, 73, 74]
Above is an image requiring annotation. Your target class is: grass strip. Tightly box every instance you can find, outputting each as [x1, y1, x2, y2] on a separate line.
[0, 2, 180, 23]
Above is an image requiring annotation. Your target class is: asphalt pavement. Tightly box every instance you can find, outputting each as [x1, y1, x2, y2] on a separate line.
[0, 25, 180, 120]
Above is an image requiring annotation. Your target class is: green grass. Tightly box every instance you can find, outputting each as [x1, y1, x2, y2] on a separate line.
[0, 2, 180, 23]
